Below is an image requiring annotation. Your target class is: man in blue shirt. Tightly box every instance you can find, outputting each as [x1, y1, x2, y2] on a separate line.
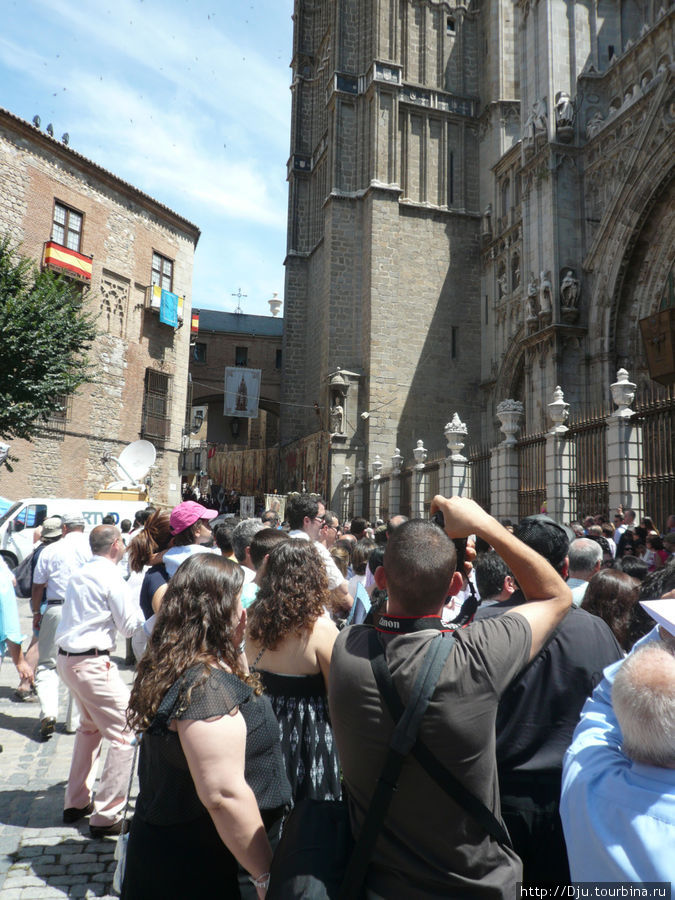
[561, 590, 675, 888]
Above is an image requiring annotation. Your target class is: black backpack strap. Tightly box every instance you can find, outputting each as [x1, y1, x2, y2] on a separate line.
[337, 631, 455, 899]
[371, 635, 512, 848]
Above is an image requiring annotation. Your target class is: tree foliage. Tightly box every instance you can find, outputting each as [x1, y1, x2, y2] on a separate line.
[0, 236, 97, 442]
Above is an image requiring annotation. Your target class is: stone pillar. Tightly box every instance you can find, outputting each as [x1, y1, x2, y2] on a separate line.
[490, 400, 524, 521]
[389, 448, 403, 516]
[441, 413, 471, 498]
[606, 369, 643, 516]
[412, 440, 427, 518]
[545, 386, 572, 524]
[354, 461, 365, 517]
[370, 456, 383, 521]
[341, 467, 352, 523]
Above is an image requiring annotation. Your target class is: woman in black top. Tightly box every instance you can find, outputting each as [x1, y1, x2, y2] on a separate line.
[122, 554, 291, 900]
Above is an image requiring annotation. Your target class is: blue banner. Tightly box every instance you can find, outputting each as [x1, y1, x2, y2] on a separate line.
[159, 289, 179, 327]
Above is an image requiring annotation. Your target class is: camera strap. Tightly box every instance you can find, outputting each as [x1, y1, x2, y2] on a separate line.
[373, 612, 455, 634]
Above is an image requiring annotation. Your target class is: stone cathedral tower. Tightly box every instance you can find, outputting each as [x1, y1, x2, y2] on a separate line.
[281, 0, 674, 506]
[281, 0, 484, 506]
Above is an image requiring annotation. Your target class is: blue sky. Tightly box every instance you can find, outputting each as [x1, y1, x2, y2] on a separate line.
[1, 0, 293, 316]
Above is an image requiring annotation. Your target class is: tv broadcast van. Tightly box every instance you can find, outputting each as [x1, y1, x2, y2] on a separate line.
[0, 497, 147, 567]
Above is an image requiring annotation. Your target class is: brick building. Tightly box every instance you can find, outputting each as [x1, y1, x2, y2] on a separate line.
[0, 107, 200, 505]
[282, 1, 674, 511]
[184, 310, 283, 493]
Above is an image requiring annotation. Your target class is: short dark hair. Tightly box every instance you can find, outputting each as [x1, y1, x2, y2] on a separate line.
[615, 555, 649, 582]
[350, 516, 368, 538]
[249, 528, 289, 570]
[515, 515, 571, 573]
[120, 519, 132, 533]
[286, 494, 319, 530]
[638, 563, 675, 603]
[351, 538, 376, 575]
[333, 538, 354, 561]
[261, 509, 279, 527]
[367, 546, 385, 577]
[212, 520, 236, 555]
[134, 508, 154, 528]
[384, 519, 456, 615]
[101, 515, 116, 525]
[474, 551, 511, 600]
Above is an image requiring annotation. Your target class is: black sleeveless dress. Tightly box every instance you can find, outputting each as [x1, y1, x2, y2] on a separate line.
[121, 665, 291, 899]
[256, 669, 342, 803]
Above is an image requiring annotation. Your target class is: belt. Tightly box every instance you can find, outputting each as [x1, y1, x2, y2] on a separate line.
[46, 599, 64, 606]
[58, 648, 110, 658]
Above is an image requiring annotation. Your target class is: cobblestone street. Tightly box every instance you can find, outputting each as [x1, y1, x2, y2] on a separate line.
[0, 595, 136, 899]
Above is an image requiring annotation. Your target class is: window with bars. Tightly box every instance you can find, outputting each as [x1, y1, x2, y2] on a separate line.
[52, 202, 83, 251]
[141, 369, 172, 443]
[151, 252, 174, 292]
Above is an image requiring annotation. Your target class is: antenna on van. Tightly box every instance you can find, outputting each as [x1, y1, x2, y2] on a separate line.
[100, 440, 156, 490]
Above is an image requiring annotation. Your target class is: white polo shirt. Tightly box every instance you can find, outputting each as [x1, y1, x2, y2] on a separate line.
[288, 529, 345, 591]
[33, 531, 91, 600]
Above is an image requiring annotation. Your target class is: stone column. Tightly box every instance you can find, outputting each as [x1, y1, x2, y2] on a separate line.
[545, 386, 572, 524]
[370, 456, 383, 521]
[606, 369, 643, 516]
[490, 400, 524, 520]
[354, 461, 365, 517]
[389, 448, 403, 516]
[412, 440, 427, 518]
[441, 413, 471, 498]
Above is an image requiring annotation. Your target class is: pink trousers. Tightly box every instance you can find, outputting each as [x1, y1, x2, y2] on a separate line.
[56, 653, 135, 827]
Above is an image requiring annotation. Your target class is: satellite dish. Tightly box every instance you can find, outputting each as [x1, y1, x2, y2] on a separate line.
[116, 440, 156, 483]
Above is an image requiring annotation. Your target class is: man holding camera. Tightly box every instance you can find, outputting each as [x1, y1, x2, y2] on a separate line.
[329, 496, 572, 899]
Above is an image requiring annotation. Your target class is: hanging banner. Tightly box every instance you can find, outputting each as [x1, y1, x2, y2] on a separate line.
[224, 367, 261, 418]
[159, 289, 179, 327]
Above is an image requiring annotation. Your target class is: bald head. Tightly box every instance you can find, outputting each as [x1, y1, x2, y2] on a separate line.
[89, 525, 123, 560]
[613, 644, 675, 768]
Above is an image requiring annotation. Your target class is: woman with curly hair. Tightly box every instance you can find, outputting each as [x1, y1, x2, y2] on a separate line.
[245, 540, 341, 803]
[122, 554, 291, 900]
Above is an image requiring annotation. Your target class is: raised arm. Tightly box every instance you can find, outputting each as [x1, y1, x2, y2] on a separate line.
[177, 711, 272, 897]
[430, 495, 572, 661]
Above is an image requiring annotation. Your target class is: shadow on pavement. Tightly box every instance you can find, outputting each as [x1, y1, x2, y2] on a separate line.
[0, 781, 67, 828]
[8, 834, 116, 898]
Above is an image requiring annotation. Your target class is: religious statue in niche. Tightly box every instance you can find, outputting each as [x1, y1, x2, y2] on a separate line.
[511, 253, 521, 290]
[526, 272, 539, 321]
[555, 91, 575, 141]
[523, 98, 548, 149]
[497, 264, 508, 300]
[560, 268, 581, 322]
[481, 203, 492, 237]
[330, 404, 344, 435]
[539, 271, 553, 320]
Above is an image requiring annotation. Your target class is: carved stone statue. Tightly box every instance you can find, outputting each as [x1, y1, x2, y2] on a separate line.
[555, 91, 575, 129]
[586, 111, 605, 139]
[525, 292, 537, 321]
[560, 269, 580, 308]
[481, 203, 492, 235]
[497, 267, 508, 299]
[330, 404, 344, 435]
[539, 270, 552, 315]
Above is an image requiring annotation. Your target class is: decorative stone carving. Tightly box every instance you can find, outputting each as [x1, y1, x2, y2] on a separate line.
[523, 98, 548, 146]
[555, 91, 575, 141]
[356, 461, 365, 483]
[330, 404, 344, 434]
[560, 268, 580, 322]
[496, 399, 524, 446]
[372, 455, 383, 478]
[610, 368, 636, 418]
[413, 440, 427, 469]
[548, 386, 569, 434]
[525, 272, 538, 325]
[539, 270, 552, 323]
[511, 252, 521, 290]
[586, 110, 605, 139]
[342, 466, 352, 486]
[497, 263, 507, 299]
[391, 448, 403, 474]
[444, 413, 468, 461]
[481, 203, 492, 238]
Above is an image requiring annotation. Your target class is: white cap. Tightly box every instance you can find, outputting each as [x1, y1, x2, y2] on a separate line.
[639, 598, 675, 637]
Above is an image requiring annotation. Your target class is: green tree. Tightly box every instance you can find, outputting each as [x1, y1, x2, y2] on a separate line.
[0, 236, 97, 445]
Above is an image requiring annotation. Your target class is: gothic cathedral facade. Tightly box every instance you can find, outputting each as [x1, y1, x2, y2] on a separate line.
[280, 0, 674, 508]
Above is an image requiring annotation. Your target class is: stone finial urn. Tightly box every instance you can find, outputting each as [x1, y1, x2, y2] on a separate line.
[413, 439, 427, 469]
[356, 461, 365, 483]
[548, 386, 569, 433]
[496, 399, 524, 446]
[372, 455, 383, 478]
[391, 448, 403, 474]
[444, 412, 468, 461]
[610, 368, 636, 418]
[268, 292, 282, 317]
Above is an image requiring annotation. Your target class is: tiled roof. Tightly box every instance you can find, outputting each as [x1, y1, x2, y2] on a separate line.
[195, 309, 283, 336]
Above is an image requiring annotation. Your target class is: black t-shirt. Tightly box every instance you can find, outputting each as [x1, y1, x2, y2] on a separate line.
[136, 666, 291, 825]
[139, 564, 168, 619]
[474, 595, 623, 786]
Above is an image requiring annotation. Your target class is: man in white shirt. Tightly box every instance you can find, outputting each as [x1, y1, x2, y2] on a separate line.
[31, 514, 91, 739]
[286, 494, 352, 614]
[55, 525, 144, 836]
[566, 538, 603, 607]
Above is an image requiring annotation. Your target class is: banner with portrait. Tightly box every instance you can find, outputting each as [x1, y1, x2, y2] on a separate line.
[224, 367, 261, 418]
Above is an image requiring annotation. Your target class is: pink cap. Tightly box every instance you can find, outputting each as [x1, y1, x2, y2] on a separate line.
[169, 501, 218, 535]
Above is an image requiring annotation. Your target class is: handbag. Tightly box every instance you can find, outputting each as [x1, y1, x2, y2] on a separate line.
[268, 631, 456, 899]
[112, 737, 140, 894]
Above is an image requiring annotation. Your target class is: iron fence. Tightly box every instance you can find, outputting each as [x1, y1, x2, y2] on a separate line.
[635, 383, 674, 532]
[568, 403, 610, 521]
[517, 431, 546, 518]
[468, 443, 492, 512]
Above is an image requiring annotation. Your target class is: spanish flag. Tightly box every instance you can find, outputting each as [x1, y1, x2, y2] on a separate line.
[44, 241, 93, 282]
[191, 311, 199, 334]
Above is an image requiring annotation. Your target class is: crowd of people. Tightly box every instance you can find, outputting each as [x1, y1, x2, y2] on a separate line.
[0, 494, 674, 897]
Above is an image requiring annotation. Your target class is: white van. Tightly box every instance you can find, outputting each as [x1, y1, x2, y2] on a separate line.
[0, 497, 147, 567]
